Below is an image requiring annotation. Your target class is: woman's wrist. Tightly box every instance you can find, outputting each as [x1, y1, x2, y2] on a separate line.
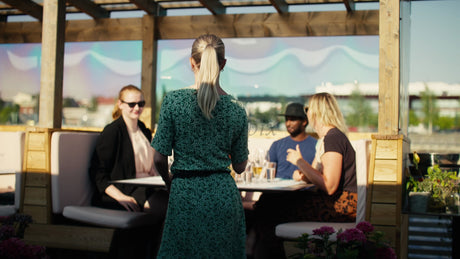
[296, 157, 304, 168]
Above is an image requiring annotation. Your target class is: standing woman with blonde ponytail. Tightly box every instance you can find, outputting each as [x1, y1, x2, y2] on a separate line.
[152, 34, 249, 258]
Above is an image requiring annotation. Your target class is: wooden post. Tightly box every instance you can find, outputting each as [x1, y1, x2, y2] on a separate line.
[366, 134, 410, 258]
[378, 0, 400, 135]
[140, 15, 157, 130]
[38, 0, 66, 128]
[373, 0, 409, 258]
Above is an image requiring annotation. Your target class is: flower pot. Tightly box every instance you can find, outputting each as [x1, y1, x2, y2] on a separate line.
[445, 193, 460, 214]
[409, 192, 430, 213]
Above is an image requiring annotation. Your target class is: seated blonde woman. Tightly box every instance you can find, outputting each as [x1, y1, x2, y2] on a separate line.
[253, 92, 357, 259]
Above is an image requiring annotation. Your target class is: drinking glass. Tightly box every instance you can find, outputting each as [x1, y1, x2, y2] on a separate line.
[244, 162, 253, 183]
[267, 162, 277, 182]
[252, 149, 265, 180]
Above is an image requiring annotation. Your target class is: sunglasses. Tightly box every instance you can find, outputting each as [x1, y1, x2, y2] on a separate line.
[121, 100, 146, 108]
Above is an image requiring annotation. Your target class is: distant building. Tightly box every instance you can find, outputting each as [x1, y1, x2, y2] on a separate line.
[305, 81, 460, 117]
[12, 92, 37, 125]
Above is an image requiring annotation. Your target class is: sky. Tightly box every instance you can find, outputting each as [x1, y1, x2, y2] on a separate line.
[409, 0, 460, 84]
[0, 0, 459, 102]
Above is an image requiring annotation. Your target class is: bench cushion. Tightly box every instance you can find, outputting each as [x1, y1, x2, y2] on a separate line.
[63, 206, 161, 229]
[275, 221, 356, 240]
[0, 131, 25, 215]
[0, 205, 16, 217]
[51, 131, 100, 214]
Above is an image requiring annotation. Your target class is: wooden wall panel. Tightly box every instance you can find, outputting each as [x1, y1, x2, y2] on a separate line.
[371, 204, 397, 225]
[22, 206, 48, 224]
[372, 181, 398, 203]
[24, 224, 114, 252]
[25, 151, 47, 171]
[23, 187, 48, 205]
[373, 160, 398, 182]
[24, 172, 49, 187]
[375, 139, 399, 159]
[28, 132, 48, 150]
[374, 225, 397, 248]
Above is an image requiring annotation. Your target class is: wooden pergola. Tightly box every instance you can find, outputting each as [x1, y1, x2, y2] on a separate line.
[0, 0, 412, 257]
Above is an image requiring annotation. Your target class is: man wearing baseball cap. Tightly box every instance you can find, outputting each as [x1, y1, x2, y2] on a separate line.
[267, 102, 317, 179]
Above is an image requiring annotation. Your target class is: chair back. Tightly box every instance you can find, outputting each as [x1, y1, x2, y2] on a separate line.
[350, 139, 371, 223]
[0, 131, 25, 211]
[50, 131, 100, 214]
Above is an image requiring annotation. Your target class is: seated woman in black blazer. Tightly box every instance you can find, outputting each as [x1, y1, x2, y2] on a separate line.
[89, 84, 168, 217]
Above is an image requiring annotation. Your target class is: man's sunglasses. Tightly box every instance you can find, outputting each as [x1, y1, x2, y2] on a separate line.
[121, 100, 146, 108]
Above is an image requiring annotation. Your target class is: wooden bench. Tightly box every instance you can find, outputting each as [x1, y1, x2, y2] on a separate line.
[0, 131, 25, 216]
[24, 131, 163, 257]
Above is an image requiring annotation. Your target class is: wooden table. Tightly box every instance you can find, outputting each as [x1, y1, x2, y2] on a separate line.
[0, 169, 16, 174]
[112, 176, 313, 192]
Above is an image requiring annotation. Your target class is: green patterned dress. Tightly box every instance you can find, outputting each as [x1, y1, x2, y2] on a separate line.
[152, 88, 249, 258]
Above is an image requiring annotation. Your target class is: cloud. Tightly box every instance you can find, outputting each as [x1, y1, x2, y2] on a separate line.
[7, 50, 38, 70]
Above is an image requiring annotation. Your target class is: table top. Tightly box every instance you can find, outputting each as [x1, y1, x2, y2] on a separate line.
[0, 169, 16, 175]
[112, 176, 313, 192]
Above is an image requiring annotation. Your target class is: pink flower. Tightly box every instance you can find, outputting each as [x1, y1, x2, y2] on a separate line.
[356, 221, 374, 234]
[337, 228, 366, 243]
[313, 226, 335, 236]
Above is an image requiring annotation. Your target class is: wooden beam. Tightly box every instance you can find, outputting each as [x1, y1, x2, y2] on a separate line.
[343, 0, 356, 13]
[130, 0, 165, 16]
[156, 10, 379, 39]
[0, 0, 43, 21]
[0, 10, 379, 43]
[66, 0, 110, 19]
[65, 17, 143, 42]
[378, 0, 400, 135]
[0, 21, 43, 43]
[269, 0, 288, 14]
[38, 0, 66, 128]
[198, 0, 226, 15]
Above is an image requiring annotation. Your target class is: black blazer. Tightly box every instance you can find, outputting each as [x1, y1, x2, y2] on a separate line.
[89, 116, 152, 199]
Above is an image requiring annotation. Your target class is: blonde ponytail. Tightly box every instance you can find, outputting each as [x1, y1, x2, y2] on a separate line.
[191, 34, 226, 120]
[196, 45, 220, 119]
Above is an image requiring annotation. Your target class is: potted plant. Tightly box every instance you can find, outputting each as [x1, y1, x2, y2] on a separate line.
[426, 165, 460, 213]
[406, 175, 432, 213]
[406, 152, 460, 213]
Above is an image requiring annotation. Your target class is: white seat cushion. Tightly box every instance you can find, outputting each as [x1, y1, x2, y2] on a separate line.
[63, 206, 161, 229]
[0, 205, 16, 217]
[275, 221, 356, 240]
[51, 131, 100, 213]
[0, 131, 25, 215]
